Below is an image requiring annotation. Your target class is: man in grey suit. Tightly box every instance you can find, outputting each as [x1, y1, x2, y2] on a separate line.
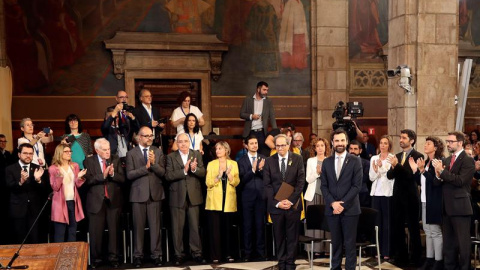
[126, 126, 165, 268]
[320, 129, 363, 270]
[240, 81, 277, 156]
[165, 133, 206, 265]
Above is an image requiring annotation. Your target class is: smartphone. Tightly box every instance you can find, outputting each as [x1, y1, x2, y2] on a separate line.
[43, 127, 51, 134]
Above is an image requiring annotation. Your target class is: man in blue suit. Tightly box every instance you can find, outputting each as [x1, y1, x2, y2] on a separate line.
[320, 129, 363, 270]
[238, 135, 267, 261]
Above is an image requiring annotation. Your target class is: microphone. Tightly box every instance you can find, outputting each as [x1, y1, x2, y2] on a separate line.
[0, 193, 53, 269]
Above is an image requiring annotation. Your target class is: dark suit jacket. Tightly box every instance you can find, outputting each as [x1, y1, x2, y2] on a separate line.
[238, 153, 266, 202]
[264, 152, 305, 214]
[361, 143, 376, 160]
[320, 153, 363, 216]
[240, 95, 276, 137]
[165, 150, 205, 207]
[84, 155, 125, 213]
[126, 146, 165, 202]
[414, 159, 442, 224]
[133, 105, 163, 146]
[434, 151, 475, 216]
[360, 158, 370, 193]
[101, 114, 139, 155]
[387, 149, 424, 197]
[5, 162, 49, 218]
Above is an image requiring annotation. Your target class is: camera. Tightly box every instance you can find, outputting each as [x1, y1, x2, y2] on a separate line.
[332, 101, 364, 139]
[122, 102, 134, 112]
[42, 127, 51, 134]
[66, 135, 76, 144]
[158, 118, 167, 124]
[387, 65, 413, 93]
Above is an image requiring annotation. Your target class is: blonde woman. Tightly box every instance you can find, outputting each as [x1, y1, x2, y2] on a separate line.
[205, 141, 240, 263]
[304, 137, 331, 256]
[48, 144, 87, 242]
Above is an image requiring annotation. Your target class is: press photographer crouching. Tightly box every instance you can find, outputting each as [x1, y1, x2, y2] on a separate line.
[331, 101, 364, 142]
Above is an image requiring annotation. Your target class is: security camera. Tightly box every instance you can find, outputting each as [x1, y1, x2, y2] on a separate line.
[387, 65, 409, 77]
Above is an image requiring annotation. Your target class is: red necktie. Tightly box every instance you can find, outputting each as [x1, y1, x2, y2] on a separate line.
[103, 160, 109, 199]
[449, 154, 456, 171]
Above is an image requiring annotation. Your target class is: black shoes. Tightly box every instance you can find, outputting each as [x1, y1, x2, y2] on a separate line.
[110, 260, 119, 269]
[154, 257, 163, 266]
[133, 257, 142, 268]
[193, 255, 206, 264]
[226, 256, 235, 263]
[174, 256, 184, 266]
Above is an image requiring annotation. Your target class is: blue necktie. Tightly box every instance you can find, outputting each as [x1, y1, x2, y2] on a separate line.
[143, 148, 148, 164]
[281, 158, 286, 180]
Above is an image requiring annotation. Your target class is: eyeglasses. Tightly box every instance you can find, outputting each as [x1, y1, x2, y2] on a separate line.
[69, 119, 78, 123]
[275, 144, 288, 148]
[140, 134, 154, 138]
[0, 140, 6, 143]
[117, 96, 128, 99]
[63, 150, 72, 153]
[445, 140, 458, 144]
[142, 95, 152, 98]
[24, 124, 34, 127]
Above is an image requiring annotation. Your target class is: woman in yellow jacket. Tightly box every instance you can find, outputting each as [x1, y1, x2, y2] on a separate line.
[205, 141, 240, 263]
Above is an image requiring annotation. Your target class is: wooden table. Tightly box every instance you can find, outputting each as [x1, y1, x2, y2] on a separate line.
[0, 242, 88, 270]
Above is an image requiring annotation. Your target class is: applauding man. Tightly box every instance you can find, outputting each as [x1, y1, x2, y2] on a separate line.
[165, 133, 206, 265]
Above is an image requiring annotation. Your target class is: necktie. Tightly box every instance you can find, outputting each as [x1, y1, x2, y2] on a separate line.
[281, 158, 286, 180]
[22, 166, 27, 172]
[401, 152, 407, 165]
[121, 112, 126, 123]
[336, 156, 343, 179]
[143, 148, 148, 164]
[102, 160, 109, 199]
[252, 156, 256, 165]
[449, 154, 456, 171]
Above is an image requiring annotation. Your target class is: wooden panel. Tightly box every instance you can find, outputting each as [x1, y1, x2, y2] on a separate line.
[0, 242, 88, 270]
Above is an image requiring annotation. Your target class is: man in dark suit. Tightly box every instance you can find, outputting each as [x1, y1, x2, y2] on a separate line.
[165, 133, 206, 265]
[133, 89, 165, 149]
[103, 90, 139, 158]
[361, 131, 376, 160]
[126, 126, 165, 267]
[432, 131, 474, 270]
[348, 140, 371, 207]
[320, 129, 362, 270]
[386, 129, 423, 266]
[264, 134, 304, 270]
[5, 143, 49, 244]
[238, 135, 266, 262]
[292, 132, 310, 165]
[240, 81, 277, 156]
[84, 138, 125, 268]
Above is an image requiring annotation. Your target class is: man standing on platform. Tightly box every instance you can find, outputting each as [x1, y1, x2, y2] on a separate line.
[165, 133, 206, 265]
[264, 134, 304, 270]
[240, 81, 277, 157]
[432, 131, 474, 270]
[84, 138, 125, 268]
[386, 129, 423, 266]
[5, 143, 49, 244]
[126, 127, 165, 268]
[320, 129, 362, 270]
[238, 135, 267, 262]
[134, 89, 165, 149]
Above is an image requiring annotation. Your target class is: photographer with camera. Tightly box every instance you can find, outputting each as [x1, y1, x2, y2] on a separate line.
[18, 117, 54, 167]
[105, 90, 138, 142]
[331, 101, 363, 142]
[101, 105, 139, 159]
[134, 89, 165, 149]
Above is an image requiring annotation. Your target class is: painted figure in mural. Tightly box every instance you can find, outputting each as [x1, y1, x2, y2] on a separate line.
[4, 0, 49, 94]
[214, 0, 256, 46]
[245, 0, 280, 77]
[165, 0, 210, 33]
[34, 0, 84, 69]
[279, 0, 310, 70]
[349, 0, 383, 58]
[459, 0, 480, 46]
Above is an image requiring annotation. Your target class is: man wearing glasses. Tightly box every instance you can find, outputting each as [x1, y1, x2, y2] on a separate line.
[126, 127, 165, 268]
[264, 134, 304, 270]
[103, 90, 139, 157]
[432, 131, 475, 270]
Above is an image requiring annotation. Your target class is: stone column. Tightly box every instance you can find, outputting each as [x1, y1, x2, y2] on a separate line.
[388, 0, 458, 152]
[312, 0, 349, 139]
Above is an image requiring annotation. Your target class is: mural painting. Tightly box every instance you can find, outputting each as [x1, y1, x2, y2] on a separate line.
[4, 0, 311, 97]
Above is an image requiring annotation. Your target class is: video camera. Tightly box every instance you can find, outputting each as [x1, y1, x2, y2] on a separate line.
[122, 102, 134, 112]
[332, 101, 364, 137]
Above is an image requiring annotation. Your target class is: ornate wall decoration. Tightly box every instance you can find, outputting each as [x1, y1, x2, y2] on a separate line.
[349, 63, 388, 96]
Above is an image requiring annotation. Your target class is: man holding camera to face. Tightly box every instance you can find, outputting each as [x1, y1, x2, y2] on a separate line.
[103, 90, 139, 158]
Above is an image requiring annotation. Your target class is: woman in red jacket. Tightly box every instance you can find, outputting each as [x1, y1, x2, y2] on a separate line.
[48, 144, 87, 242]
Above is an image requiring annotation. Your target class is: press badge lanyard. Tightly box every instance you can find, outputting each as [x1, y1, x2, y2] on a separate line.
[25, 136, 40, 157]
[187, 133, 195, 149]
[180, 106, 190, 116]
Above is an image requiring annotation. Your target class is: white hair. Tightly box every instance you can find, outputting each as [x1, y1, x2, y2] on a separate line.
[94, 138, 110, 150]
[293, 132, 304, 142]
